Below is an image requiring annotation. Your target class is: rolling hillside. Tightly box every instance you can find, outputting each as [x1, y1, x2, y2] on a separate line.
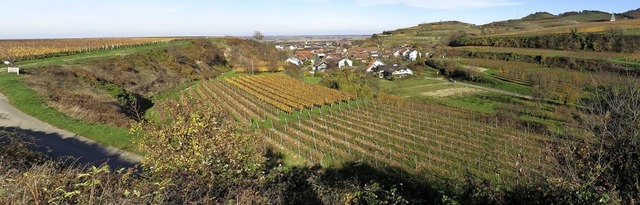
[379, 8, 640, 39]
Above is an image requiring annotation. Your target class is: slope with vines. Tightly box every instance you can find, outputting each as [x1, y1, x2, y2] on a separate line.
[168, 77, 557, 189]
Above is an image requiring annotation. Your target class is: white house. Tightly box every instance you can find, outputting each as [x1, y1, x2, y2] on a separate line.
[375, 64, 413, 80]
[393, 48, 408, 58]
[365, 60, 385, 73]
[392, 68, 413, 76]
[370, 51, 380, 58]
[313, 61, 331, 72]
[286, 57, 303, 66]
[407, 50, 419, 61]
[338, 58, 353, 68]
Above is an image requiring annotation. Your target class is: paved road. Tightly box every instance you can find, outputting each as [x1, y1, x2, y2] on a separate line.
[0, 93, 142, 169]
[423, 77, 534, 100]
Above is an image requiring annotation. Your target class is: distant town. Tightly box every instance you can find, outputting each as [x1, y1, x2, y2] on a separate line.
[276, 38, 428, 80]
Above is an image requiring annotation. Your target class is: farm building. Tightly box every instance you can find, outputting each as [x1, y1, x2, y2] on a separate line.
[365, 60, 386, 73]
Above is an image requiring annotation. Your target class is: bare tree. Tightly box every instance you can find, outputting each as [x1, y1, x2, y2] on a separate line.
[548, 77, 640, 203]
[253, 31, 264, 41]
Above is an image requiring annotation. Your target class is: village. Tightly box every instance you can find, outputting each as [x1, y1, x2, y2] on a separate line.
[276, 39, 430, 80]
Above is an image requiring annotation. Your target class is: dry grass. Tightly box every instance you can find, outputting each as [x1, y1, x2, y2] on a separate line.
[19, 39, 228, 128]
[24, 67, 132, 127]
[421, 87, 485, 97]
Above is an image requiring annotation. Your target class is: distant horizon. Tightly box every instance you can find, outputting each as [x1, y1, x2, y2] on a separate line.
[1, 0, 636, 39]
[0, 34, 372, 41]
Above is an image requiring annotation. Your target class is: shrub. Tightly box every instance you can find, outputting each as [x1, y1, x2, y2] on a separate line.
[130, 100, 267, 203]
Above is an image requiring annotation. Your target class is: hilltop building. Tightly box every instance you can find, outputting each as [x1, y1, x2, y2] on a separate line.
[611, 12, 616, 21]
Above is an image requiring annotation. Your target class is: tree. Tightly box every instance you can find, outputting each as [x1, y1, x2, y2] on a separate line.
[320, 68, 379, 99]
[253, 31, 265, 41]
[446, 31, 468, 46]
[547, 81, 640, 203]
[529, 71, 555, 104]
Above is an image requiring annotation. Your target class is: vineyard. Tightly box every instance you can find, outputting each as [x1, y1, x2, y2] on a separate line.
[455, 46, 640, 61]
[158, 76, 558, 189]
[459, 58, 542, 84]
[458, 58, 592, 91]
[482, 19, 640, 37]
[457, 58, 587, 102]
[0, 37, 175, 61]
[226, 75, 355, 113]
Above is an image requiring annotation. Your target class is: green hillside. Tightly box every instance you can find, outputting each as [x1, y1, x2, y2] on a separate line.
[379, 8, 639, 39]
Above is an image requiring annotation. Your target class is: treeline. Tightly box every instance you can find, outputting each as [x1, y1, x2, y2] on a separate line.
[454, 30, 640, 53]
[454, 50, 640, 75]
[224, 38, 288, 73]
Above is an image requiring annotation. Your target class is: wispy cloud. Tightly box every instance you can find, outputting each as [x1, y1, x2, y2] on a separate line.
[355, 0, 522, 9]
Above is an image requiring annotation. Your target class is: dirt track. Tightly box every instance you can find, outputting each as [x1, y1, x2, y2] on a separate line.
[0, 92, 142, 169]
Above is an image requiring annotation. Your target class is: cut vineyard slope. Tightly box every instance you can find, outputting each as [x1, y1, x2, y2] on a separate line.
[165, 76, 558, 188]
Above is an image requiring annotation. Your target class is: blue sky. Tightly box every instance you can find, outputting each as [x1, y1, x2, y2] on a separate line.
[0, 0, 637, 39]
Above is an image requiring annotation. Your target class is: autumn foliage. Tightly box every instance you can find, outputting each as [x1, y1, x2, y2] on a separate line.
[0, 38, 175, 61]
[227, 75, 356, 113]
[130, 98, 267, 203]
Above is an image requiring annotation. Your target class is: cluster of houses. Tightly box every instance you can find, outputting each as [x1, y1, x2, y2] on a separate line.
[279, 41, 423, 80]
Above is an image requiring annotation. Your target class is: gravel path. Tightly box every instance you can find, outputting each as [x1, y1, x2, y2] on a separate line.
[0, 93, 142, 169]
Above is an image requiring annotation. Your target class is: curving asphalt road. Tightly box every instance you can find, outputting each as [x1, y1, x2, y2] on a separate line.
[0, 92, 142, 169]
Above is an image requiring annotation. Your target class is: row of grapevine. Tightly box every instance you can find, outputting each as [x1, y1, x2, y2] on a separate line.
[171, 78, 556, 188]
[226, 75, 355, 113]
[0, 37, 175, 61]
